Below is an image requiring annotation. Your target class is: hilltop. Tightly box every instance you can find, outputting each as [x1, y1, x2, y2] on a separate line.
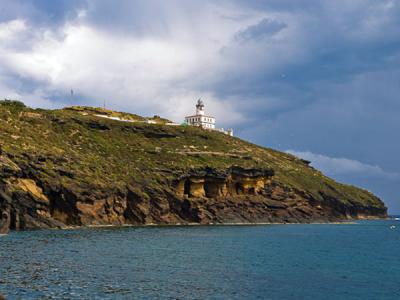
[0, 100, 386, 232]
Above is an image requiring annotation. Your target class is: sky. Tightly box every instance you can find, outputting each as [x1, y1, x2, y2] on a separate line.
[0, 0, 399, 213]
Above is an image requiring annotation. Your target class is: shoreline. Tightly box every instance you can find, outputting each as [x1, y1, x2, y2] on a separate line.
[67, 217, 390, 229]
[1, 217, 391, 234]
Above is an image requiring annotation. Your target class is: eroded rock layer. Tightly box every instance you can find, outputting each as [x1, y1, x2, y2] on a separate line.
[0, 156, 386, 233]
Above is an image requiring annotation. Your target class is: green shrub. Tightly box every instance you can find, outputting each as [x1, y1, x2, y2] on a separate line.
[0, 99, 26, 109]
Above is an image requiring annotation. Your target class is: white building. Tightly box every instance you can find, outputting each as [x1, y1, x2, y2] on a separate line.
[185, 99, 215, 129]
[185, 99, 233, 136]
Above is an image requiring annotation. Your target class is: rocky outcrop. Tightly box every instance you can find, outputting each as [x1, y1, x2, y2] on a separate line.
[170, 167, 386, 224]
[0, 156, 387, 233]
[0, 190, 11, 234]
[174, 166, 274, 198]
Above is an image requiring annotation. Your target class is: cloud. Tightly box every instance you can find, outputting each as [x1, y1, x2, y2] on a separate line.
[235, 18, 287, 42]
[0, 1, 399, 130]
[0, 1, 313, 124]
[286, 150, 399, 180]
[0, 12, 247, 124]
[1, 0, 398, 123]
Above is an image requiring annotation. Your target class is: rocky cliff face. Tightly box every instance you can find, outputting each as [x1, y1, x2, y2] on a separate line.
[0, 103, 387, 233]
[0, 155, 386, 233]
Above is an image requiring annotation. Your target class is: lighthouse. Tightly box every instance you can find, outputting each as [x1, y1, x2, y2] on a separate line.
[185, 99, 215, 129]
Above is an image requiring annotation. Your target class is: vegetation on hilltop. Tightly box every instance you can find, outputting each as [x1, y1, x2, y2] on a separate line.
[0, 100, 384, 210]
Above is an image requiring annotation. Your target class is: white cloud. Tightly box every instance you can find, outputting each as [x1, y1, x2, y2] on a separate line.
[0, 19, 26, 42]
[0, 2, 316, 125]
[0, 0, 399, 126]
[0, 10, 256, 124]
[286, 150, 399, 179]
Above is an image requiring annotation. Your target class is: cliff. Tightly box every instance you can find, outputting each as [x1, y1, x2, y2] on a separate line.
[0, 101, 387, 232]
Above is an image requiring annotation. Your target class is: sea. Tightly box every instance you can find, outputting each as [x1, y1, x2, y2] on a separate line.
[1, 219, 399, 300]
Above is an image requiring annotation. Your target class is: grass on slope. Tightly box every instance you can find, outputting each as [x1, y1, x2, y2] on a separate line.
[0, 100, 383, 209]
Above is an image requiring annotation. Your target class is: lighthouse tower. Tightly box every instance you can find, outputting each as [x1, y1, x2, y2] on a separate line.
[196, 99, 205, 115]
[185, 99, 215, 129]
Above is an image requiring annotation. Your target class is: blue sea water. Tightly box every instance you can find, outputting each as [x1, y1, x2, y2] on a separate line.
[1, 220, 400, 299]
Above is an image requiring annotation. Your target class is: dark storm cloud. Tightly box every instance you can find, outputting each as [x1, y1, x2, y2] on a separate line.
[235, 18, 287, 42]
